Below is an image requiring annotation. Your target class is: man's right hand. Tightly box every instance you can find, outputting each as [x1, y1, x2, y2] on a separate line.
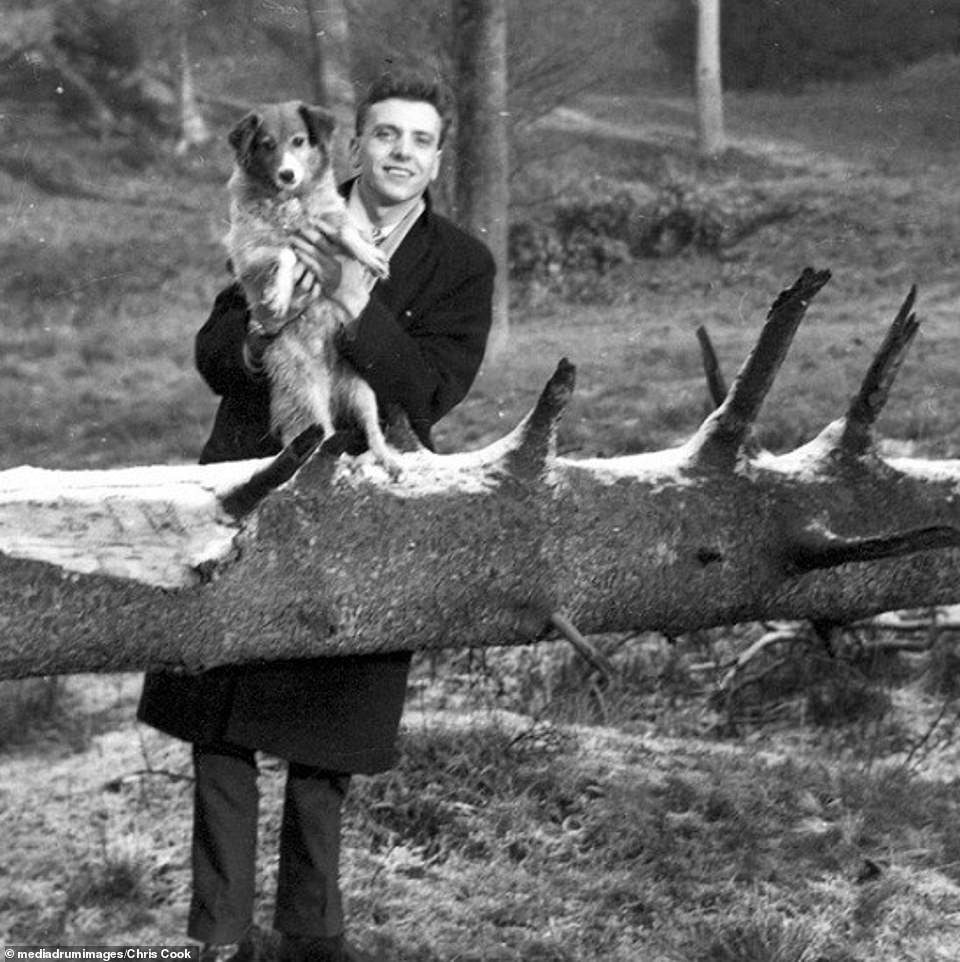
[288, 228, 343, 298]
[331, 257, 375, 319]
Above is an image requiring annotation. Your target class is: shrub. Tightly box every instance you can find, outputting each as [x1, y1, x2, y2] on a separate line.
[805, 673, 892, 728]
[0, 677, 68, 748]
[925, 637, 960, 697]
[509, 185, 796, 303]
[695, 909, 823, 962]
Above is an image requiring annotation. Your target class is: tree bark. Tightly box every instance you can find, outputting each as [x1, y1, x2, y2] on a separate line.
[303, 0, 355, 170]
[1, 271, 959, 681]
[695, 0, 725, 156]
[452, 0, 510, 357]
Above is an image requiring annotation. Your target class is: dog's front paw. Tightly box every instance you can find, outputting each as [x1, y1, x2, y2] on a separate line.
[364, 246, 390, 281]
[350, 449, 404, 481]
[379, 449, 404, 481]
[262, 248, 298, 320]
[261, 292, 290, 330]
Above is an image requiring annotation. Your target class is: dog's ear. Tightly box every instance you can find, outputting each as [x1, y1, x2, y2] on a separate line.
[298, 104, 336, 147]
[228, 111, 262, 161]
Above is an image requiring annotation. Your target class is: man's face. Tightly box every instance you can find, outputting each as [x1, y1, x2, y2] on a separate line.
[351, 98, 443, 208]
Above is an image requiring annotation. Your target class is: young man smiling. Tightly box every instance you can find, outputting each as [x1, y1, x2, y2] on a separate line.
[138, 72, 494, 962]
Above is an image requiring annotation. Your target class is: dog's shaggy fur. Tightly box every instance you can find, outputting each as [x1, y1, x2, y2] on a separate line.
[225, 101, 401, 476]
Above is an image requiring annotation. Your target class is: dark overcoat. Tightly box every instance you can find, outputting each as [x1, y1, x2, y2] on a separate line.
[137, 195, 494, 773]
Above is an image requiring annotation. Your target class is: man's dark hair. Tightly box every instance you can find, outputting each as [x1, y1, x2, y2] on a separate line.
[355, 71, 454, 147]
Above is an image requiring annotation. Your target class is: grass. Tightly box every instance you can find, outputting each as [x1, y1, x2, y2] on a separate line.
[7, 676, 960, 959]
[5, 53, 960, 959]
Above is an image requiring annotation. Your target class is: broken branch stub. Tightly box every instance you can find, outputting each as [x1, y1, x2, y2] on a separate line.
[502, 357, 575, 480]
[696, 324, 729, 409]
[840, 285, 919, 457]
[0, 269, 959, 680]
[689, 267, 832, 470]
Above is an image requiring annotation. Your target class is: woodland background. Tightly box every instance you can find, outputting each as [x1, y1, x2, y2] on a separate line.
[4, 1, 960, 959]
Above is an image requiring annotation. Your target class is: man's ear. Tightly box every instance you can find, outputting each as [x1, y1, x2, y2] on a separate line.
[428, 149, 442, 183]
[298, 104, 337, 146]
[348, 135, 361, 169]
[228, 112, 261, 162]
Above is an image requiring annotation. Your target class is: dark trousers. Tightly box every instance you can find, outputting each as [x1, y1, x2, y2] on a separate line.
[187, 741, 351, 943]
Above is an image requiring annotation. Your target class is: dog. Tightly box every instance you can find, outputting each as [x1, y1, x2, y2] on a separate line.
[224, 100, 403, 477]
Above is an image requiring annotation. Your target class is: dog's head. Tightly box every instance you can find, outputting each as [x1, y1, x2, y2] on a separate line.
[228, 102, 337, 194]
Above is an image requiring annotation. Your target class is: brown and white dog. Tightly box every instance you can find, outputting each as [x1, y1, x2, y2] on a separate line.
[224, 100, 402, 476]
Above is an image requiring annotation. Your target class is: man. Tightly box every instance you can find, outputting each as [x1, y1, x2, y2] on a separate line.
[137, 72, 495, 962]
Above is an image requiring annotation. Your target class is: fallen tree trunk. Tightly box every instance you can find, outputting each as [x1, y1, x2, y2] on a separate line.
[2, 269, 959, 680]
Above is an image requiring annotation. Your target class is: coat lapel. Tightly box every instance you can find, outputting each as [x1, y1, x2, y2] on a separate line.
[372, 213, 435, 329]
[339, 177, 437, 331]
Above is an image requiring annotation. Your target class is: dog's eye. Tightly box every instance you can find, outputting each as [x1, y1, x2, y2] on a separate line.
[259, 136, 276, 151]
[291, 134, 307, 147]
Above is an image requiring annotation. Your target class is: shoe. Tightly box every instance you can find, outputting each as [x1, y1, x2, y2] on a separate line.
[200, 926, 263, 962]
[279, 934, 385, 962]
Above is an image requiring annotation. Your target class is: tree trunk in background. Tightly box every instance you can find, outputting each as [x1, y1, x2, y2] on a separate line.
[304, 0, 327, 105]
[304, 0, 355, 171]
[176, 22, 210, 155]
[453, 0, 510, 358]
[695, 0, 725, 156]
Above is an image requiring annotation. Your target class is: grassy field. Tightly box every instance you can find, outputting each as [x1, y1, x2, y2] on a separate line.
[4, 56, 960, 960]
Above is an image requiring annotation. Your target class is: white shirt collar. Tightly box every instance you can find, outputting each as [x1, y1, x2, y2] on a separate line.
[346, 181, 424, 241]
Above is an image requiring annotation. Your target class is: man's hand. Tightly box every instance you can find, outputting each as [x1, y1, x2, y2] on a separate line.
[287, 225, 376, 320]
[332, 257, 375, 319]
[288, 227, 343, 298]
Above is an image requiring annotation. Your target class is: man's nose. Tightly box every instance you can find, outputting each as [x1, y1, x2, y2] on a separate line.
[390, 135, 412, 158]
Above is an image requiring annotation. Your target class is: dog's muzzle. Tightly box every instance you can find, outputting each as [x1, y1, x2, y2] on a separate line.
[276, 152, 305, 189]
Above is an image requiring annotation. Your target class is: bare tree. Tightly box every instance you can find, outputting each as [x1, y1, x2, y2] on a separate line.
[695, 0, 725, 156]
[1, 5, 118, 138]
[1, 272, 960, 680]
[175, 5, 211, 155]
[452, 0, 510, 356]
